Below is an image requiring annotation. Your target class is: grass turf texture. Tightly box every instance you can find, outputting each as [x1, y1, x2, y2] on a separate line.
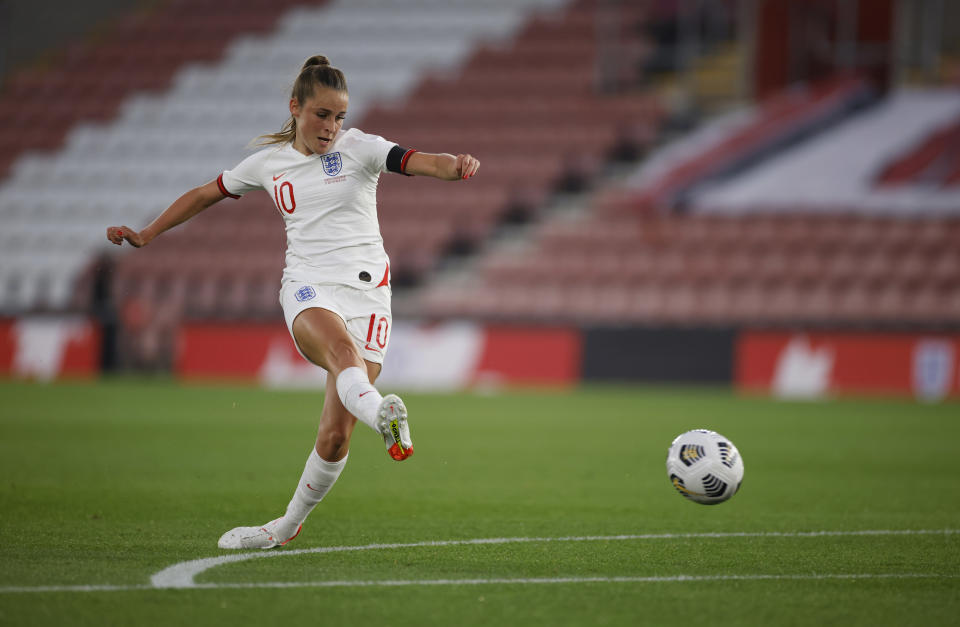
[0, 379, 957, 626]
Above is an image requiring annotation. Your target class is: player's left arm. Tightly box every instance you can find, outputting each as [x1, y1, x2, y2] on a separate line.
[405, 152, 479, 181]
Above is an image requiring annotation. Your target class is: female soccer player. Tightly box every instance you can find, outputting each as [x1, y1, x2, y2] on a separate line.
[106, 55, 479, 549]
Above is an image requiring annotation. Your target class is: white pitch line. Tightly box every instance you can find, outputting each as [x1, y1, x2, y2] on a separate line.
[1, 573, 957, 594]
[0, 528, 955, 594]
[151, 528, 959, 589]
[187, 572, 960, 589]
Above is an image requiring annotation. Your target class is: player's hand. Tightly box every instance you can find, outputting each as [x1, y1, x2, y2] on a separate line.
[106, 226, 146, 248]
[455, 154, 479, 180]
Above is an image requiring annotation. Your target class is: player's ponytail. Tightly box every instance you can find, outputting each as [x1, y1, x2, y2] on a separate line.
[256, 55, 348, 146]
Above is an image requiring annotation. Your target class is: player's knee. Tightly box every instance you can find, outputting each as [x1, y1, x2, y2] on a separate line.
[317, 425, 350, 456]
[328, 338, 363, 374]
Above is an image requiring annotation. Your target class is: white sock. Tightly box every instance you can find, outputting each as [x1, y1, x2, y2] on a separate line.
[274, 449, 347, 538]
[335, 366, 383, 432]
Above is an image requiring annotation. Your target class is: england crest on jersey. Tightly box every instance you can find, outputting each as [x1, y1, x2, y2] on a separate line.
[321, 152, 342, 176]
[294, 285, 316, 302]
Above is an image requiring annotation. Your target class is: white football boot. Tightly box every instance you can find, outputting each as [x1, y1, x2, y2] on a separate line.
[378, 394, 413, 461]
[217, 518, 301, 550]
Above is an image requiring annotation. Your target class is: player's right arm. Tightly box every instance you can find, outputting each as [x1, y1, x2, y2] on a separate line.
[106, 179, 228, 248]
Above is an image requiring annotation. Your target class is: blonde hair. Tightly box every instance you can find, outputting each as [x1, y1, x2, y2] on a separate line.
[256, 55, 348, 146]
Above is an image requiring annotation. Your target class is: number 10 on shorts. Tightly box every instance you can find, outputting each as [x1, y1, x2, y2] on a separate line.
[365, 314, 388, 352]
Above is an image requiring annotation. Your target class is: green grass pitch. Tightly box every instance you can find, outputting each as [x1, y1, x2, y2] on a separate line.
[0, 379, 957, 626]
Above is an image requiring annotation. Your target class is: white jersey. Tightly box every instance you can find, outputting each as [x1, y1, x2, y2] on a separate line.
[218, 128, 407, 290]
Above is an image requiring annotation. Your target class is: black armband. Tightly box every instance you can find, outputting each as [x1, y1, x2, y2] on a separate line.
[386, 145, 417, 176]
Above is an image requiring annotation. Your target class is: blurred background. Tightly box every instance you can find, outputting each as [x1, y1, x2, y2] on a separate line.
[0, 0, 957, 399]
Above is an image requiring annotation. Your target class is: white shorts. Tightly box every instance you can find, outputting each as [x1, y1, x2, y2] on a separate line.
[280, 281, 392, 365]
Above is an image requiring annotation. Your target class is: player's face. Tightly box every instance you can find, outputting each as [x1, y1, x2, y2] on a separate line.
[290, 86, 348, 156]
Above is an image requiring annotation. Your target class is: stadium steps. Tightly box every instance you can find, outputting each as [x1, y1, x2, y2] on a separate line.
[654, 41, 744, 118]
[690, 42, 743, 109]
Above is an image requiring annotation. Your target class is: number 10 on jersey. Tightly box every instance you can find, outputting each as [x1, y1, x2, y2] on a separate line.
[365, 314, 388, 352]
[274, 182, 296, 214]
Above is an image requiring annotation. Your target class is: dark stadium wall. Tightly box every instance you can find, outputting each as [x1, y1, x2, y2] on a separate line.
[580, 327, 738, 385]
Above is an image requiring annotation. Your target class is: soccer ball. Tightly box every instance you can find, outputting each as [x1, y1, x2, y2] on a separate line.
[666, 429, 744, 505]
